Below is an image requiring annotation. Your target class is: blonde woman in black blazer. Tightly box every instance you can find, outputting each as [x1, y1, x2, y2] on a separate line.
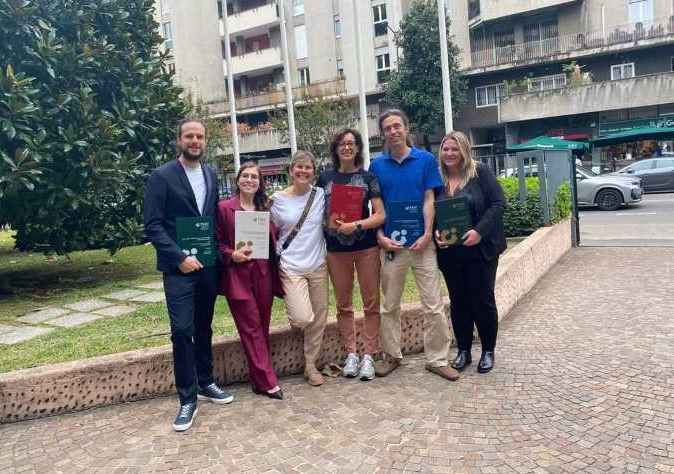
[434, 131, 506, 374]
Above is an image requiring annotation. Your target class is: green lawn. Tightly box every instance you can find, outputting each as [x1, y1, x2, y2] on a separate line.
[0, 230, 521, 373]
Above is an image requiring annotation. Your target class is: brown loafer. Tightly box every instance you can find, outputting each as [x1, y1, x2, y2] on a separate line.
[426, 365, 460, 381]
[374, 355, 401, 377]
[304, 367, 325, 386]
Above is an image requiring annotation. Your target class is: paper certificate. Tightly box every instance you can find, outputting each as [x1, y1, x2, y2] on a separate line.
[234, 211, 270, 259]
[435, 197, 472, 246]
[176, 216, 216, 266]
[385, 201, 424, 247]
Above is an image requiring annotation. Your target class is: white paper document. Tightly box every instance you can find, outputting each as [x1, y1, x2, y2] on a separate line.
[234, 211, 270, 259]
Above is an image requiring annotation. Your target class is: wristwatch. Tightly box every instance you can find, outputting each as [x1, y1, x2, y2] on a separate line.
[355, 222, 363, 232]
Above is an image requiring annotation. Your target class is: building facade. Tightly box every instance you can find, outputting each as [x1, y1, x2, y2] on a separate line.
[155, 0, 413, 179]
[448, 0, 674, 168]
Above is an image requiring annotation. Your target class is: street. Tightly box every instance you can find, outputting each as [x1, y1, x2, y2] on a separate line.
[580, 193, 674, 246]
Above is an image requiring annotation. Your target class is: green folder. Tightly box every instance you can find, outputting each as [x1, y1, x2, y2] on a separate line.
[176, 216, 216, 267]
[435, 197, 472, 246]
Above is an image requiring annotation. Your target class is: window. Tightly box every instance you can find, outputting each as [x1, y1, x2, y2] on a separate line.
[628, 0, 653, 24]
[475, 83, 505, 108]
[336, 59, 344, 79]
[671, 57, 674, 72]
[375, 53, 390, 84]
[528, 73, 567, 92]
[159, 0, 169, 15]
[334, 15, 342, 38]
[372, 4, 388, 37]
[167, 63, 176, 75]
[298, 67, 310, 86]
[468, 0, 480, 20]
[656, 158, 674, 168]
[294, 25, 307, 59]
[217, 0, 222, 19]
[162, 21, 173, 49]
[293, 0, 304, 16]
[611, 63, 635, 80]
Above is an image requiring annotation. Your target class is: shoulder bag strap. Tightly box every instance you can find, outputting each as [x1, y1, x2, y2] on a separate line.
[280, 187, 317, 251]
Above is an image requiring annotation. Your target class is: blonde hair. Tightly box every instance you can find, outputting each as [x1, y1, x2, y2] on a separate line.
[439, 131, 478, 195]
[288, 150, 317, 183]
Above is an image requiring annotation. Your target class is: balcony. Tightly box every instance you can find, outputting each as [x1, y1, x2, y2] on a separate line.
[219, 2, 279, 37]
[469, 0, 578, 27]
[499, 71, 674, 123]
[468, 16, 674, 72]
[222, 78, 346, 112]
[238, 129, 288, 153]
[223, 46, 282, 76]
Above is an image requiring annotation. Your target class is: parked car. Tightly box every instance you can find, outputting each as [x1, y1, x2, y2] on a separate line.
[611, 158, 674, 193]
[576, 166, 642, 211]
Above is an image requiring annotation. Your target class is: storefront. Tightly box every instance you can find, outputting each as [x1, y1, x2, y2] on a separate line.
[590, 115, 674, 171]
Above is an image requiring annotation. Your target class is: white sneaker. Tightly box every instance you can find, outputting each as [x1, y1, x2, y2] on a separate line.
[359, 354, 375, 381]
[342, 353, 360, 378]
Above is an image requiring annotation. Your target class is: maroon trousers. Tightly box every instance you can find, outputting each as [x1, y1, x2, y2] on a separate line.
[226, 262, 278, 392]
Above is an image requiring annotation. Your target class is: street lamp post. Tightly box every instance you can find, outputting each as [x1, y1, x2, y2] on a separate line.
[352, 0, 371, 168]
[221, 1, 240, 172]
[438, 0, 454, 134]
[278, 0, 298, 155]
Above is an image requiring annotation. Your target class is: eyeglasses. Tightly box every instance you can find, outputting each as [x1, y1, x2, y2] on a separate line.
[338, 141, 357, 148]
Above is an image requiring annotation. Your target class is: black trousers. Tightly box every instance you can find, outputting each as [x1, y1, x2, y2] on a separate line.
[437, 253, 499, 352]
[163, 267, 218, 404]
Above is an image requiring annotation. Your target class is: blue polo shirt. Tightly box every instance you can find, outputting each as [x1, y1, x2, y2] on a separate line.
[369, 147, 444, 205]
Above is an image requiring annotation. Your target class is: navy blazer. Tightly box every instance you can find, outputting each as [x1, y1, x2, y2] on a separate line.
[144, 159, 219, 273]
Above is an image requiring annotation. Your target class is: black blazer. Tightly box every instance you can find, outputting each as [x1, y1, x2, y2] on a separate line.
[438, 162, 507, 261]
[143, 159, 219, 273]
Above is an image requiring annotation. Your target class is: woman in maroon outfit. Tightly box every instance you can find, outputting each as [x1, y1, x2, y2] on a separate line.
[216, 161, 284, 399]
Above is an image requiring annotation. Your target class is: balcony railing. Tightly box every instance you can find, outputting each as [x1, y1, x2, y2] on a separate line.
[226, 78, 347, 110]
[499, 71, 674, 123]
[223, 46, 283, 76]
[220, 1, 279, 36]
[470, 16, 674, 69]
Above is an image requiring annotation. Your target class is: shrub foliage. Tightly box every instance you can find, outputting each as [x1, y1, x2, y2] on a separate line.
[0, 0, 188, 254]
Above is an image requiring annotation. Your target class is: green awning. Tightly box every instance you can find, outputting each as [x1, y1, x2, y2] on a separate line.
[507, 136, 590, 152]
[591, 126, 674, 147]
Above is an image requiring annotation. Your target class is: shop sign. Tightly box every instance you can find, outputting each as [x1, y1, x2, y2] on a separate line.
[599, 115, 674, 136]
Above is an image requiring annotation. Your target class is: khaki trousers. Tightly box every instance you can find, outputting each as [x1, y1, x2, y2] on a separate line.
[379, 245, 451, 368]
[280, 263, 329, 367]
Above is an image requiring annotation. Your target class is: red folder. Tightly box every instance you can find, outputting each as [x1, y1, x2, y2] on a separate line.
[329, 183, 364, 225]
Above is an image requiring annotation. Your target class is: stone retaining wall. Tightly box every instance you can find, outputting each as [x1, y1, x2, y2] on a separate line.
[0, 219, 571, 423]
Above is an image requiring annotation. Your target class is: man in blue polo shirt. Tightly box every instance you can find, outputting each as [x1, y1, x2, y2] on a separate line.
[370, 109, 459, 382]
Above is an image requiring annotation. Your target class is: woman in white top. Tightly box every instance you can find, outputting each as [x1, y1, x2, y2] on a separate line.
[270, 151, 328, 386]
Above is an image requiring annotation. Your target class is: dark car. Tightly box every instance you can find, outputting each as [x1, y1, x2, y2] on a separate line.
[611, 158, 674, 193]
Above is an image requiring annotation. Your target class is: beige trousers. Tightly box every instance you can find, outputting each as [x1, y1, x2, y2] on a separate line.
[280, 263, 329, 367]
[379, 245, 451, 368]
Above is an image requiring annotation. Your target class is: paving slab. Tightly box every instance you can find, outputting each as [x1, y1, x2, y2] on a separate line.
[129, 291, 165, 303]
[102, 289, 148, 301]
[0, 326, 54, 344]
[136, 281, 163, 290]
[0, 324, 17, 335]
[64, 299, 113, 312]
[2, 247, 674, 472]
[92, 304, 138, 318]
[44, 312, 102, 328]
[17, 307, 70, 324]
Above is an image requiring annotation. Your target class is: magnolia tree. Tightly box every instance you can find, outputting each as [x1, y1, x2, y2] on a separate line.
[0, 0, 188, 254]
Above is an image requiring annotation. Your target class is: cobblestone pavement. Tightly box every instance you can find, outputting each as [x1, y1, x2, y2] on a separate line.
[2, 247, 673, 473]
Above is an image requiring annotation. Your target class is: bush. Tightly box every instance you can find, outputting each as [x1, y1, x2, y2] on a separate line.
[498, 177, 571, 237]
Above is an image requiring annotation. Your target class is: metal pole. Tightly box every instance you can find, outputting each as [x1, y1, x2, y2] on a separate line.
[438, 0, 453, 133]
[278, 0, 297, 155]
[352, 0, 371, 168]
[569, 151, 580, 246]
[222, 3, 240, 172]
[601, 4, 606, 42]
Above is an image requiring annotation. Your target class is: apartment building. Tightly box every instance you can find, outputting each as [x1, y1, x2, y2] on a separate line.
[155, 0, 412, 178]
[448, 0, 674, 167]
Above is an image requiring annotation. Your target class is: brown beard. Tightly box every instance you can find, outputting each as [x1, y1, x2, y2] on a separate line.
[178, 143, 203, 161]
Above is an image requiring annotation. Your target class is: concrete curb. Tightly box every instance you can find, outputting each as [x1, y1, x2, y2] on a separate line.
[0, 219, 571, 423]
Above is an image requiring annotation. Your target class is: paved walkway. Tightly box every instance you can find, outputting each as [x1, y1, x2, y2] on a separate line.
[2, 247, 673, 473]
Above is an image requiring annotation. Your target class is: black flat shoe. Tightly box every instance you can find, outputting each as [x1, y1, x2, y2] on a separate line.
[253, 387, 284, 400]
[451, 350, 472, 371]
[477, 351, 494, 373]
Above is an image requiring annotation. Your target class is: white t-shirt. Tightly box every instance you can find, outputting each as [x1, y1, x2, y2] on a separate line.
[182, 162, 207, 215]
[271, 187, 326, 275]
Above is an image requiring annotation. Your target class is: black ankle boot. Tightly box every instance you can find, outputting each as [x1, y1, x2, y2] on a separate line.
[451, 350, 472, 371]
[477, 351, 494, 373]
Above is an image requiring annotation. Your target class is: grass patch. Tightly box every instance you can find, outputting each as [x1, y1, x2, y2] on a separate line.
[0, 231, 523, 373]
